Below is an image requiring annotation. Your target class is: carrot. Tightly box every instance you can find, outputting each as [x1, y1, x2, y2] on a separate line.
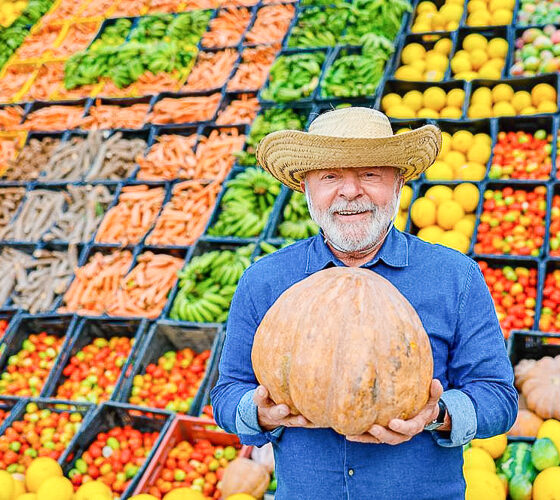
[147, 180, 222, 246]
[95, 185, 166, 245]
[58, 249, 134, 316]
[97, 79, 138, 99]
[227, 44, 279, 91]
[134, 71, 182, 95]
[136, 133, 197, 181]
[80, 99, 150, 130]
[182, 0, 219, 10]
[53, 82, 99, 101]
[21, 105, 84, 131]
[146, 0, 184, 13]
[0, 106, 24, 130]
[181, 49, 238, 92]
[0, 64, 36, 103]
[0, 137, 21, 173]
[221, 0, 258, 6]
[51, 22, 100, 58]
[22, 61, 65, 102]
[194, 127, 246, 181]
[80, 0, 117, 18]
[244, 4, 295, 45]
[13, 24, 62, 61]
[201, 7, 251, 48]
[112, 0, 147, 16]
[148, 93, 221, 125]
[41, 0, 85, 25]
[216, 94, 259, 125]
[107, 251, 184, 319]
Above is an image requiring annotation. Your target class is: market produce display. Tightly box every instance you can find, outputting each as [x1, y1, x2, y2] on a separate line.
[0, 0, 559, 496]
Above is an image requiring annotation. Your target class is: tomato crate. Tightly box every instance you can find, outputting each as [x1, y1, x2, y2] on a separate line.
[0, 396, 27, 435]
[61, 401, 173, 499]
[0, 308, 19, 342]
[43, 317, 149, 404]
[0, 397, 94, 469]
[132, 414, 251, 497]
[117, 320, 223, 416]
[0, 313, 78, 398]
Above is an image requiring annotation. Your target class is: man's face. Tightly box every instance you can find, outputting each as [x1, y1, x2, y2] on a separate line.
[301, 166, 402, 253]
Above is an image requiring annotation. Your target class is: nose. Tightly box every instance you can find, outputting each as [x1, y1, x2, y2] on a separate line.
[337, 174, 363, 200]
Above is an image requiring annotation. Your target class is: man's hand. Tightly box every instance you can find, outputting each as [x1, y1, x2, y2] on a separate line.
[254, 385, 315, 431]
[346, 379, 445, 445]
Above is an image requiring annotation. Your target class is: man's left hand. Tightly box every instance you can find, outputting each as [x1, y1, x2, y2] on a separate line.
[345, 379, 444, 445]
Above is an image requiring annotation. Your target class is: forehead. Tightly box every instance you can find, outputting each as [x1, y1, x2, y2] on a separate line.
[306, 166, 397, 177]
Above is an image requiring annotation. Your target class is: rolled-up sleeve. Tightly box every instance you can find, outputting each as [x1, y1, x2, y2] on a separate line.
[445, 262, 518, 442]
[210, 271, 282, 446]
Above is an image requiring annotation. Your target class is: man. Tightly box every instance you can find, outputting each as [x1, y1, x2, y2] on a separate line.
[211, 107, 517, 499]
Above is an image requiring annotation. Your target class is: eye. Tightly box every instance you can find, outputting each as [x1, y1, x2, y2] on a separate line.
[363, 171, 381, 178]
[321, 172, 337, 180]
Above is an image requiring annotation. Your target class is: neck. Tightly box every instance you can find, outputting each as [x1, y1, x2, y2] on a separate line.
[324, 225, 391, 267]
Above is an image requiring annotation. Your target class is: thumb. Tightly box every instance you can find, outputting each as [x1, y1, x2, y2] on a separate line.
[253, 385, 272, 407]
[430, 379, 444, 402]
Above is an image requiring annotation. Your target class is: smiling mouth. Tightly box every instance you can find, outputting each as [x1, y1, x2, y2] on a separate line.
[335, 210, 370, 216]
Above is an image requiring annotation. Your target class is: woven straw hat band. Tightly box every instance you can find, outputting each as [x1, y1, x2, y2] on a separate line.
[309, 108, 394, 139]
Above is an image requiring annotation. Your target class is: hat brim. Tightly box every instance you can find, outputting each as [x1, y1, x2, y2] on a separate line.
[256, 124, 442, 192]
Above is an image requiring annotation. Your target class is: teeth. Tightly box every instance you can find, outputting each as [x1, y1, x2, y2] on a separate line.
[338, 211, 364, 215]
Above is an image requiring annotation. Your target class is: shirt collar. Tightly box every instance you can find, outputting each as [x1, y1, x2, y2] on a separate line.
[304, 226, 409, 275]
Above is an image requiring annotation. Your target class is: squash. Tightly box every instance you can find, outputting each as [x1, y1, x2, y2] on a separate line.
[508, 409, 544, 437]
[496, 442, 537, 483]
[220, 458, 270, 500]
[516, 355, 560, 420]
[251, 267, 433, 435]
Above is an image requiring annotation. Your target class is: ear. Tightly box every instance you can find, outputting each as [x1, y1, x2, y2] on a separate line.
[300, 179, 306, 192]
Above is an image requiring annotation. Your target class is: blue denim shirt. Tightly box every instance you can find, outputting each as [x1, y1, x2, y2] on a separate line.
[211, 228, 518, 500]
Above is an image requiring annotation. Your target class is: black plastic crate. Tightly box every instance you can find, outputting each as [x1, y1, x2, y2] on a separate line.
[0, 396, 27, 435]
[508, 329, 560, 366]
[43, 317, 148, 403]
[118, 320, 223, 416]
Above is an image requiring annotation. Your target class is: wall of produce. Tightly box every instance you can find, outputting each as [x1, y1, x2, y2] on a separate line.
[0, 0, 558, 497]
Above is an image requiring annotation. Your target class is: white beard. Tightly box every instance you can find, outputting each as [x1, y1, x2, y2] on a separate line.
[305, 182, 400, 253]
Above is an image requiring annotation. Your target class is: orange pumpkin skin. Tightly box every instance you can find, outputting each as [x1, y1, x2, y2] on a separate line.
[251, 267, 433, 436]
[508, 409, 544, 437]
[220, 458, 270, 499]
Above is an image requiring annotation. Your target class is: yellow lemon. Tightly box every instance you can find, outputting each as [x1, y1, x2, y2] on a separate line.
[464, 469, 506, 500]
[400, 185, 413, 210]
[425, 185, 454, 205]
[386, 104, 415, 118]
[493, 101, 516, 116]
[417, 107, 440, 118]
[439, 132, 452, 157]
[226, 495, 257, 500]
[402, 90, 424, 111]
[440, 106, 462, 118]
[381, 93, 402, 110]
[411, 22, 432, 33]
[410, 59, 427, 73]
[471, 86, 493, 106]
[423, 86, 447, 111]
[163, 488, 206, 500]
[395, 212, 407, 231]
[434, 37, 452, 55]
[468, 0, 486, 12]
[417, 1, 437, 13]
[468, 10, 492, 26]
[511, 90, 532, 112]
[396, 127, 412, 134]
[456, 162, 486, 181]
[464, 33, 488, 52]
[467, 142, 491, 163]
[468, 103, 490, 119]
[425, 69, 444, 81]
[431, 12, 447, 30]
[531, 83, 557, 106]
[37, 477, 73, 500]
[425, 161, 454, 180]
[417, 225, 444, 243]
[445, 151, 467, 170]
[477, 64, 502, 79]
[401, 43, 426, 64]
[537, 419, 560, 453]
[487, 57, 505, 70]
[453, 182, 479, 212]
[537, 100, 557, 113]
[0, 471, 14, 500]
[471, 434, 507, 459]
[14, 495, 36, 500]
[74, 481, 112, 500]
[446, 20, 460, 30]
[473, 133, 491, 145]
[437, 230, 471, 253]
[470, 49, 489, 70]
[451, 55, 472, 75]
[487, 37, 508, 58]
[457, 71, 480, 81]
[463, 447, 496, 473]
[25, 458, 62, 494]
[492, 83, 514, 103]
[410, 197, 437, 228]
[520, 105, 538, 115]
[490, 0, 515, 10]
[447, 88, 465, 108]
[129, 496, 160, 500]
[464, 213, 477, 224]
[394, 65, 423, 81]
[454, 49, 470, 59]
[13, 475, 26, 498]
[492, 8, 512, 24]
[440, 3, 463, 21]
[425, 52, 449, 72]
[437, 200, 465, 230]
[452, 130, 474, 154]
[454, 217, 475, 237]
[532, 467, 560, 500]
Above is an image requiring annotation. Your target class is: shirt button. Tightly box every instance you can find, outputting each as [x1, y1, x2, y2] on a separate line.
[348, 469, 354, 476]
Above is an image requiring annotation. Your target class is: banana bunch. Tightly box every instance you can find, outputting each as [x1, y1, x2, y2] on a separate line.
[89, 18, 132, 51]
[235, 108, 308, 166]
[0, 24, 28, 68]
[129, 14, 173, 43]
[207, 168, 281, 238]
[287, 6, 349, 49]
[277, 191, 319, 240]
[12, 0, 52, 27]
[255, 240, 295, 261]
[169, 244, 255, 323]
[167, 10, 212, 45]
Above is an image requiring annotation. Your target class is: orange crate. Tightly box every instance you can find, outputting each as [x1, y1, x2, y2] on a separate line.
[133, 415, 251, 497]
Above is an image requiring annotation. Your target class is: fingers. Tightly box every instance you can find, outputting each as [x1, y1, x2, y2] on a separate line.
[366, 424, 413, 445]
[429, 379, 444, 403]
[346, 434, 381, 444]
[387, 416, 426, 437]
[253, 385, 275, 408]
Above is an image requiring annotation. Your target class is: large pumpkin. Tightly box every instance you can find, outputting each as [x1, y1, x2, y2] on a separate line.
[251, 267, 433, 435]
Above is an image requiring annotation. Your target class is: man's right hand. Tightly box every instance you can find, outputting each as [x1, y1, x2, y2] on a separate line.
[254, 385, 314, 431]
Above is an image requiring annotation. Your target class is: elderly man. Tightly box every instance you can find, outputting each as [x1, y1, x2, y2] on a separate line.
[211, 108, 517, 500]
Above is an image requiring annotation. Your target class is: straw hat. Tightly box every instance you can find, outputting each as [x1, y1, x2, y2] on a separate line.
[256, 107, 442, 192]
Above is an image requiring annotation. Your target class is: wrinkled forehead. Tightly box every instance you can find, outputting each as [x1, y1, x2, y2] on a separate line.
[303, 166, 403, 180]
